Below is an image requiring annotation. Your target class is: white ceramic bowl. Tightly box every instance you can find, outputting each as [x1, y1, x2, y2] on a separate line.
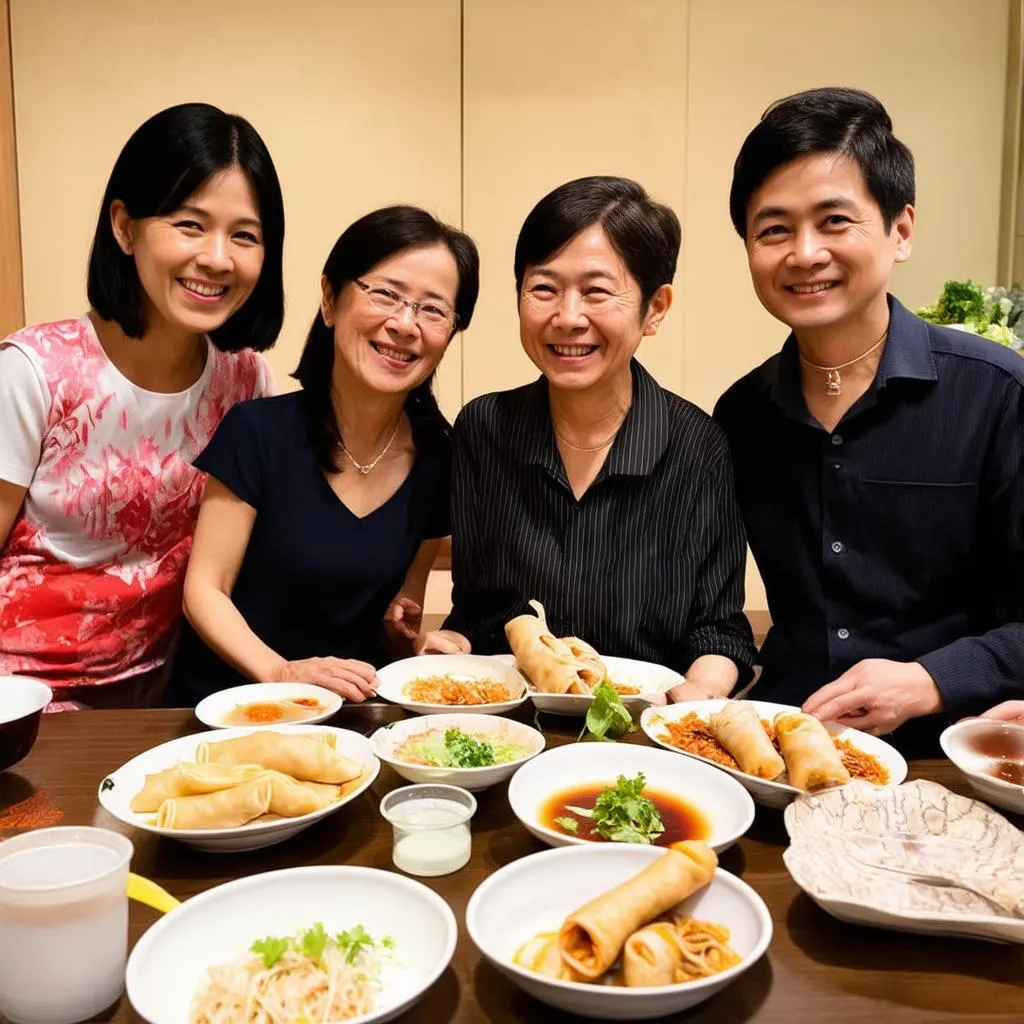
[371, 713, 545, 791]
[642, 699, 908, 810]
[98, 724, 379, 852]
[375, 654, 528, 715]
[193, 682, 342, 729]
[126, 865, 457, 1024]
[466, 844, 772, 1020]
[494, 654, 682, 716]
[507, 741, 754, 853]
[940, 718, 1024, 816]
[0, 675, 52, 772]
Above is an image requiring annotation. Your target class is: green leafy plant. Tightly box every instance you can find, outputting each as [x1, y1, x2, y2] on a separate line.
[580, 681, 636, 742]
[566, 772, 665, 844]
[917, 280, 1024, 352]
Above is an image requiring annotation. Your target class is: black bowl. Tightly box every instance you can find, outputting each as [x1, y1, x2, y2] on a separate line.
[0, 677, 52, 771]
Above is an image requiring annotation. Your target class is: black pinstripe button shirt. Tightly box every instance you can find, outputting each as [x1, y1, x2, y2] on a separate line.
[715, 296, 1024, 753]
[445, 359, 757, 680]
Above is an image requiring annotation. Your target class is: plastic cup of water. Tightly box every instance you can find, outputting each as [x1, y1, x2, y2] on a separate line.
[0, 826, 133, 1024]
[380, 784, 477, 877]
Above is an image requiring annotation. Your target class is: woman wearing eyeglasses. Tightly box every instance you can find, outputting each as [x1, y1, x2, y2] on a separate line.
[164, 206, 479, 706]
[416, 176, 757, 702]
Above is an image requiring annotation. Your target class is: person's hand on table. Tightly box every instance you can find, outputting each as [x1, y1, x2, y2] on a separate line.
[662, 680, 724, 706]
[384, 597, 422, 641]
[413, 630, 472, 655]
[270, 657, 378, 702]
[802, 659, 942, 735]
[979, 700, 1024, 724]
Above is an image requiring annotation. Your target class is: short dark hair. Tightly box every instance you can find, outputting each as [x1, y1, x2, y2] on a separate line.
[293, 205, 480, 472]
[729, 87, 915, 239]
[514, 176, 680, 310]
[86, 102, 285, 352]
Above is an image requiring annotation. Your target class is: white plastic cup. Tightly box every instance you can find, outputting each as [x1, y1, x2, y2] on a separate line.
[0, 826, 133, 1024]
[379, 784, 477, 877]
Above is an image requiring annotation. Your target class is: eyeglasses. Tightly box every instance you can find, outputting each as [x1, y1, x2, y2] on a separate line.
[354, 279, 458, 334]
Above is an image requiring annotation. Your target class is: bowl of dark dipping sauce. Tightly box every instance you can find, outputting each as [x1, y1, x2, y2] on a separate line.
[940, 718, 1024, 816]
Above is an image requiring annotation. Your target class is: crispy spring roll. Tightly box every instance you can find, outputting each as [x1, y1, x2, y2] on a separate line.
[709, 701, 785, 780]
[263, 771, 341, 817]
[558, 840, 717, 980]
[130, 763, 265, 813]
[622, 921, 681, 987]
[505, 600, 606, 695]
[196, 731, 361, 784]
[513, 933, 588, 982]
[774, 712, 851, 792]
[155, 777, 272, 829]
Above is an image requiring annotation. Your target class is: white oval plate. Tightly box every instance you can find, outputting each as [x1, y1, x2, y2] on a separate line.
[98, 724, 379, 852]
[194, 682, 342, 729]
[375, 654, 529, 715]
[466, 844, 772, 1021]
[940, 718, 1024, 817]
[494, 654, 682, 716]
[371, 713, 545, 791]
[507, 741, 754, 853]
[127, 865, 457, 1024]
[641, 699, 908, 809]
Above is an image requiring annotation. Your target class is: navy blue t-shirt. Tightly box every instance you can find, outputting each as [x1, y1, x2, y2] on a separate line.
[166, 392, 450, 705]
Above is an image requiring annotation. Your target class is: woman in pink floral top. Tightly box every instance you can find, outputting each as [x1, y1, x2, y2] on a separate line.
[0, 103, 285, 708]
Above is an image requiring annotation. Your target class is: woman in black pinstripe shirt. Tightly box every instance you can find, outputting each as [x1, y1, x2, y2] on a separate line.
[416, 177, 757, 699]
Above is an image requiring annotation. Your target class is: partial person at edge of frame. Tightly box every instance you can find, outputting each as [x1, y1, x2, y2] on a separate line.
[0, 102, 284, 710]
[166, 206, 480, 707]
[414, 175, 758, 700]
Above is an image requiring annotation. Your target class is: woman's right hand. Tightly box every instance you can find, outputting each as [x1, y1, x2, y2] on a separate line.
[413, 630, 472, 655]
[269, 657, 378, 702]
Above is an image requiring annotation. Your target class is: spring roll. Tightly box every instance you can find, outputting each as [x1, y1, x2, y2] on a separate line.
[622, 921, 681, 987]
[505, 600, 605, 695]
[774, 711, 851, 792]
[709, 701, 785, 780]
[155, 776, 272, 829]
[263, 771, 341, 817]
[558, 840, 717, 980]
[196, 731, 361, 784]
[130, 762, 266, 813]
[513, 933, 588, 982]
[562, 637, 608, 691]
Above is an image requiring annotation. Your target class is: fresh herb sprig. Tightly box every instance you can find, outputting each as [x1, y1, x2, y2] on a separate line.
[580, 681, 636, 742]
[565, 772, 664, 845]
[250, 922, 394, 969]
[443, 727, 496, 767]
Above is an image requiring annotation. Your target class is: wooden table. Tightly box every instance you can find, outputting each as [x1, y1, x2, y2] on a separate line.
[3, 705, 1022, 1023]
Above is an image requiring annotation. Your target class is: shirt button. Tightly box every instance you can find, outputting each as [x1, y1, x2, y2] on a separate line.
[831, 462, 841, 471]
[831, 433, 844, 446]
[837, 627, 850, 640]
[831, 541, 845, 553]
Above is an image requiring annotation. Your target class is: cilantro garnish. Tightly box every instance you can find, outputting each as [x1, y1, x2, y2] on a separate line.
[580, 682, 636, 742]
[587, 773, 664, 844]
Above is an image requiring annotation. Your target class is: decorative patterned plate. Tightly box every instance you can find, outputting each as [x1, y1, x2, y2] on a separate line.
[783, 780, 1024, 943]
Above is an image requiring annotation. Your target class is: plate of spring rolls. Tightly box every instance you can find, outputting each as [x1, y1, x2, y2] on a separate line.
[641, 699, 908, 809]
[466, 840, 771, 1020]
[98, 725, 380, 852]
[501, 602, 682, 715]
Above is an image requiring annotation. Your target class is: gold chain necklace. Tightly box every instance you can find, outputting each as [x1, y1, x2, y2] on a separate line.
[799, 328, 888, 397]
[554, 424, 624, 453]
[340, 418, 401, 475]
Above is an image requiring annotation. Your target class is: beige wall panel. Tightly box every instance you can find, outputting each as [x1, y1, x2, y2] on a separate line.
[685, 0, 1010, 609]
[462, 0, 689, 401]
[0, 0, 21, 335]
[10, 0, 464, 416]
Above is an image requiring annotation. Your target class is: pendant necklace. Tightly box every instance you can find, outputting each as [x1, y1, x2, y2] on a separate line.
[340, 418, 402, 475]
[798, 327, 888, 397]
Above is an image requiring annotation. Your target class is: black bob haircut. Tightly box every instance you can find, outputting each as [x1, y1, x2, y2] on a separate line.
[514, 176, 680, 311]
[293, 205, 480, 472]
[729, 87, 915, 239]
[86, 102, 285, 352]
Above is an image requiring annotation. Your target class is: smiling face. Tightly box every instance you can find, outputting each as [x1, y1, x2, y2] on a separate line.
[323, 243, 460, 398]
[518, 224, 670, 393]
[113, 166, 265, 339]
[745, 152, 914, 338]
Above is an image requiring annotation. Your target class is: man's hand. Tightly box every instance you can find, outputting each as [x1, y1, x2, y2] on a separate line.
[413, 630, 472, 655]
[980, 700, 1024, 724]
[802, 659, 943, 735]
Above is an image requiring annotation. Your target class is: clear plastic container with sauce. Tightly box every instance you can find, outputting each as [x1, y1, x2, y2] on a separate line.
[380, 784, 477, 877]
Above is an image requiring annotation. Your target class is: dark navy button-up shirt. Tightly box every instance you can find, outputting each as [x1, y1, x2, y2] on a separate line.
[715, 297, 1024, 754]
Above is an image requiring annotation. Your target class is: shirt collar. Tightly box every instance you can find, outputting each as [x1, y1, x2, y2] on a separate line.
[768, 294, 938, 420]
[520, 358, 671, 478]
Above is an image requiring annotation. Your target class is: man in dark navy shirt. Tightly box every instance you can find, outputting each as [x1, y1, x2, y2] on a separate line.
[713, 86, 1024, 756]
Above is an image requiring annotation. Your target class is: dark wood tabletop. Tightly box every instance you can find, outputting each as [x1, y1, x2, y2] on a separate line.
[2, 704, 1022, 1023]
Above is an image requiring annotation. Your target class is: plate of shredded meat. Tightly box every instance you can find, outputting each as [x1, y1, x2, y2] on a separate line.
[375, 655, 530, 716]
[640, 699, 907, 809]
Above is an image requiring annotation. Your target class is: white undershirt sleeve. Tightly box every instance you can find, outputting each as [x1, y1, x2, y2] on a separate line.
[0, 343, 51, 487]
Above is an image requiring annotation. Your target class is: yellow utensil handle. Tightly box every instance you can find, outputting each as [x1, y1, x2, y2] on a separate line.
[127, 872, 181, 914]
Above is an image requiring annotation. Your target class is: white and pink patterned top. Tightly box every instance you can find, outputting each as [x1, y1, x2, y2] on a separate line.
[0, 316, 272, 688]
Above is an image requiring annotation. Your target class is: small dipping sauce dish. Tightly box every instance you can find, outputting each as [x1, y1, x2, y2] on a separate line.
[940, 717, 1024, 817]
[380, 784, 477, 877]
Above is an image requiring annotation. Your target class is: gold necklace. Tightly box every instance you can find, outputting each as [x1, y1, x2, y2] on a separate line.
[555, 429, 618, 453]
[340, 418, 401, 475]
[799, 328, 888, 397]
